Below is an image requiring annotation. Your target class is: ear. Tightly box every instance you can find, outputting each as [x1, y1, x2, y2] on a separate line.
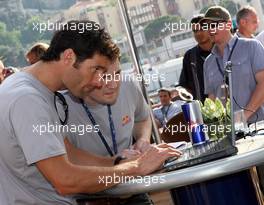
[226, 20, 233, 31]
[239, 19, 247, 27]
[61, 49, 76, 66]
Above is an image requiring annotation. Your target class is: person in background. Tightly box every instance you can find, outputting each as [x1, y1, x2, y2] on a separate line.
[153, 88, 184, 128]
[235, 6, 259, 38]
[179, 14, 213, 102]
[202, 6, 264, 124]
[26, 42, 49, 65]
[170, 88, 182, 102]
[0, 59, 19, 84]
[0, 60, 4, 84]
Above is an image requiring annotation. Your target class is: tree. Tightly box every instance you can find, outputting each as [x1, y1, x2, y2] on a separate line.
[20, 16, 45, 45]
[107, 0, 117, 7]
[144, 15, 184, 43]
[120, 53, 131, 64]
[200, 0, 238, 17]
[200, 5, 213, 14]
[0, 22, 21, 47]
[219, 0, 238, 17]
[0, 22, 6, 32]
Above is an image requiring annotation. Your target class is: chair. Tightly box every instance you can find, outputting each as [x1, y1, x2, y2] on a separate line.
[160, 112, 190, 143]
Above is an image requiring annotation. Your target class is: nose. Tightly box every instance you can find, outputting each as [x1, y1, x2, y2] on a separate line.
[106, 78, 118, 89]
[90, 72, 104, 88]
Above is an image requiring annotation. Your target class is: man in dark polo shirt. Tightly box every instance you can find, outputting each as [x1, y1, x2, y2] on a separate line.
[179, 14, 213, 102]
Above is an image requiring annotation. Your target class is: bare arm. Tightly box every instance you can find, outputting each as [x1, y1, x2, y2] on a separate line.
[64, 138, 114, 167]
[132, 115, 152, 152]
[154, 117, 162, 128]
[36, 154, 136, 195]
[245, 70, 264, 120]
[36, 144, 182, 195]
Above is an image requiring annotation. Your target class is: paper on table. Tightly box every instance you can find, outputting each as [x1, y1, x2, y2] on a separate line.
[168, 141, 188, 150]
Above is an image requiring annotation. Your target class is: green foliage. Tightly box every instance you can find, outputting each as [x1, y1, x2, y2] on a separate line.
[0, 21, 23, 66]
[200, 98, 228, 123]
[22, 0, 75, 10]
[0, 22, 6, 32]
[200, 98, 231, 139]
[144, 15, 183, 42]
[200, 5, 214, 14]
[0, 45, 26, 67]
[107, 0, 117, 7]
[0, 15, 51, 67]
[0, 31, 21, 48]
[21, 16, 45, 45]
[120, 53, 131, 64]
[22, 0, 45, 9]
[219, 0, 238, 17]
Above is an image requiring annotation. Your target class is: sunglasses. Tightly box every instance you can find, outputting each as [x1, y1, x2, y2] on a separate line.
[54, 92, 68, 125]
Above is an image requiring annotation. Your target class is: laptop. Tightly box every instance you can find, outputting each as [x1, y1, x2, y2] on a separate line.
[162, 134, 238, 172]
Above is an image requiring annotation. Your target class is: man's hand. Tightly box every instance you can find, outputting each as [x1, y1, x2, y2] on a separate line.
[245, 70, 264, 121]
[132, 139, 151, 153]
[135, 144, 182, 175]
[120, 149, 141, 160]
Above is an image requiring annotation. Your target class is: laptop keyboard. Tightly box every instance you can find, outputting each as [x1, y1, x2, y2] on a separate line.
[163, 137, 238, 171]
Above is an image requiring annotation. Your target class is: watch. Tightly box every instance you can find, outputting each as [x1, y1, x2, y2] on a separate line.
[114, 155, 127, 165]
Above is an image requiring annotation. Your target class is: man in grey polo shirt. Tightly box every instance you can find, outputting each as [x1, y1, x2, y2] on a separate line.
[202, 6, 264, 123]
[64, 60, 151, 157]
[64, 59, 154, 204]
[0, 20, 181, 205]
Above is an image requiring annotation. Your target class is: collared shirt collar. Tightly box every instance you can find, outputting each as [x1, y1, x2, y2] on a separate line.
[211, 44, 220, 57]
[211, 35, 238, 58]
[235, 31, 245, 38]
[227, 35, 238, 50]
[236, 31, 255, 38]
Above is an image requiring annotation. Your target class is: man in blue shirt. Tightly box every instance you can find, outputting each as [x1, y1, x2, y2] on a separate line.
[153, 88, 184, 128]
[202, 6, 264, 123]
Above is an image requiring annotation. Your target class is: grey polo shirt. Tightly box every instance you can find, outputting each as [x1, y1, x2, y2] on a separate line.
[64, 79, 150, 156]
[0, 72, 74, 204]
[204, 36, 264, 123]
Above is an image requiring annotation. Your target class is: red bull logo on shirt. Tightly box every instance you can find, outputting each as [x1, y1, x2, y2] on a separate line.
[122, 115, 131, 126]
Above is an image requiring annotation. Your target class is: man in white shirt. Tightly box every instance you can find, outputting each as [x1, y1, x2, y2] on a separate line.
[235, 6, 259, 38]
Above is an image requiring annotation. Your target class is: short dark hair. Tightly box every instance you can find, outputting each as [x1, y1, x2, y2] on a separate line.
[41, 20, 120, 65]
[191, 14, 205, 24]
[236, 6, 256, 25]
[158, 88, 171, 97]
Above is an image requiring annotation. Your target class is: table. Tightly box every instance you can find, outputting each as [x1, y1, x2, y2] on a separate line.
[97, 135, 264, 204]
